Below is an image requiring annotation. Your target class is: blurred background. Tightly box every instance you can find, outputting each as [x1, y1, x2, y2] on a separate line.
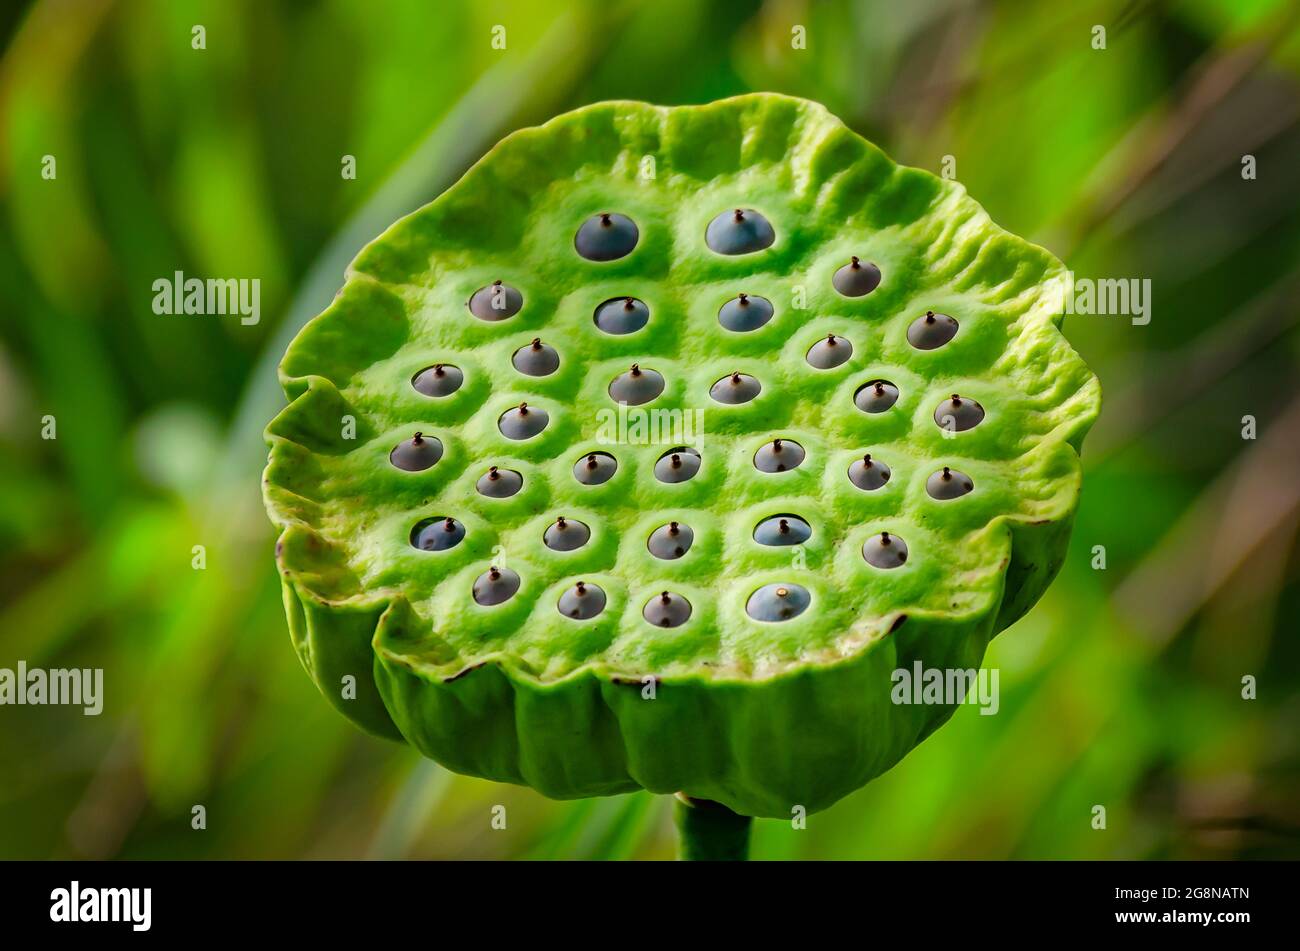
[1, 0, 1298, 860]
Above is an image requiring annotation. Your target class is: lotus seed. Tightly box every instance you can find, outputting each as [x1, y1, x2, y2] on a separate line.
[934, 394, 985, 432]
[710, 371, 761, 405]
[718, 293, 774, 332]
[468, 280, 522, 321]
[411, 363, 464, 398]
[558, 580, 606, 620]
[862, 531, 908, 569]
[647, 520, 694, 559]
[498, 402, 549, 440]
[654, 447, 701, 483]
[410, 516, 465, 552]
[475, 465, 523, 498]
[848, 453, 891, 491]
[643, 591, 692, 627]
[512, 338, 560, 377]
[753, 437, 805, 473]
[544, 516, 591, 552]
[593, 296, 649, 335]
[608, 364, 665, 406]
[705, 208, 775, 255]
[926, 465, 974, 500]
[907, 310, 959, 350]
[854, 379, 900, 414]
[753, 515, 811, 546]
[573, 451, 617, 486]
[575, 212, 639, 261]
[745, 583, 811, 622]
[832, 256, 882, 297]
[806, 333, 853, 369]
[389, 432, 444, 472]
[473, 566, 521, 606]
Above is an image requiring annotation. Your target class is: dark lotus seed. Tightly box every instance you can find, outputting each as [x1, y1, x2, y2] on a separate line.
[544, 516, 590, 552]
[476, 465, 523, 498]
[934, 394, 985, 432]
[643, 591, 692, 628]
[745, 583, 811, 622]
[753, 437, 805, 473]
[718, 293, 774, 332]
[806, 333, 853, 369]
[654, 447, 701, 483]
[832, 256, 882, 297]
[410, 516, 465, 552]
[573, 451, 617, 486]
[710, 371, 761, 405]
[411, 363, 463, 398]
[647, 521, 694, 559]
[512, 338, 560, 377]
[862, 531, 908, 569]
[854, 379, 899, 414]
[473, 566, 521, 606]
[594, 297, 649, 335]
[498, 402, 549, 440]
[608, 364, 664, 406]
[753, 514, 811, 546]
[907, 310, 959, 350]
[389, 432, 444, 472]
[848, 453, 891, 491]
[558, 580, 606, 620]
[575, 212, 639, 261]
[705, 208, 775, 255]
[468, 280, 522, 321]
[926, 465, 974, 500]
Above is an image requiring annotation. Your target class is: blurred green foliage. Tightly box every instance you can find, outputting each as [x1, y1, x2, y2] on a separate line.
[1, 0, 1298, 859]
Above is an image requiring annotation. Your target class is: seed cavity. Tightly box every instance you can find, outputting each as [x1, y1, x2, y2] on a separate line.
[411, 363, 464, 398]
[832, 256, 882, 297]
[389, 432, 444, 472]
[608, 364, 665, 406]
[718, 293, 774, 332]
[926, 465, 974, 500]
[476, 465, 523, 498]
[498, 402, 549, 440]
[512, 338, 560, 376]
[753, 437, 805, 473]
[705, 208, 775, 255]
[862, 531, 908, 569]
[573, 451, 617, 486]
[806, 333, 853, 369]
[544, 516, 591, 552]
[473, 565, 521, 606]
[745, 583, 811, 622]
[643, 591, 692, 627]
[710, 371, 761, 405]
[647, 520, 694, 560]
[907, 310, 959, 350]
[854, 379, 899, 414]
[468, 280, 522, 321]
[575, 212, 639, 261]
[654, 447, 701, 484]
[753, 514, 811, 547]
[934, 394, 985, 432]
[558, 580, 606, 620]
[848, 453, 891, 491]
[594, 296, 649, 335]
[410, 516, 465, 552]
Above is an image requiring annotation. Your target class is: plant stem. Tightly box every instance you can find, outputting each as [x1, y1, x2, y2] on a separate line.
[674, 795, 752, 861]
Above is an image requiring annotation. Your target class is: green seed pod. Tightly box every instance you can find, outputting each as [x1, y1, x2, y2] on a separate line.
[264, 95, 1100, 833]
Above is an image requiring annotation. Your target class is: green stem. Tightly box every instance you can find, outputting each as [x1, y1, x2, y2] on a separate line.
[674, 795, 752, 861]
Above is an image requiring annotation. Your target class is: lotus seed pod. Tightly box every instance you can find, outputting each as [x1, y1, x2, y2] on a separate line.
[410, 516, 465, 552]
[753, 514, 811, 546]
[745, 583, 811, 622]
[832, 256, 881, 297]
[862, 531, 908, 569]
[476, 465, 522, 498]
[594, 296, 649, 335]
[926, 465, 975, 500]
[806, 333, 852, 369]
[497, 402, 548, 440]
[468, 280, 522, 321]
[389, 432, 444, 472]
[544, 516, 590, 552]
[473, 566, 521, 606]
[854, 379, 900, 414]
[643, 591, 692, 627]
[558, 580, 606, 620]
[512, 338, 560, 377]
[753, 437, 805, 473]
[718, 293, 773, 332]
[573, 451, 617, 486]
[607, 364, 664, 405]
[264, 95, 1100, 836]
[706, 208, 775, 255]
[647, 520, 694, 559]
[654, 447, 701, 483]
[907, 310, 959, 350]
[848, 453, 891, 491]
[710, 371, 761, 405]
[575, 212, 639, 261]
[411, 363, 463, 398]
[934, 394, 985, 432]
